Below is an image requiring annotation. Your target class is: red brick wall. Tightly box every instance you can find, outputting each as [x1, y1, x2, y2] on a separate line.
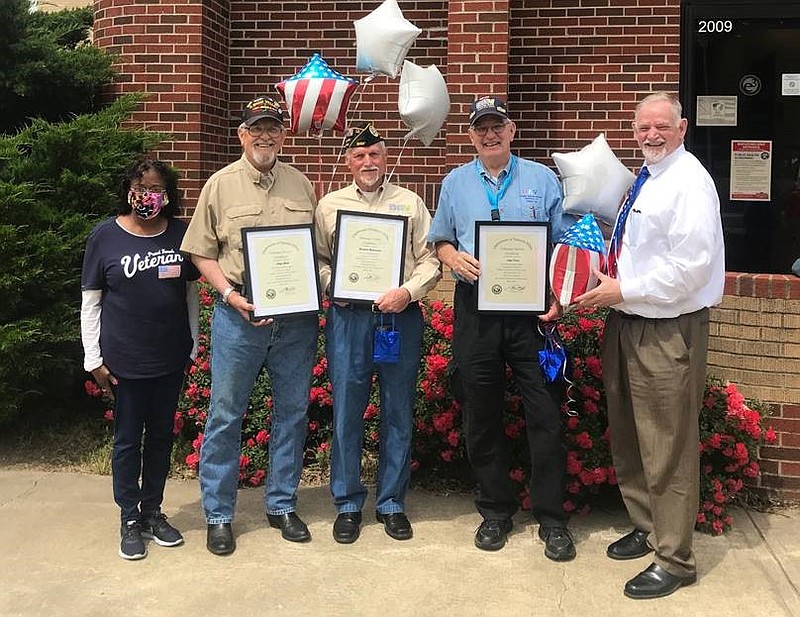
[509, 0, 681, 168]
[93, 0, 229, 215]
[711, 273, 800, 500]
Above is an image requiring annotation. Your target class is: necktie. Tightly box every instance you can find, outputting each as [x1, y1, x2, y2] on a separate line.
[606, 166, 650, 278]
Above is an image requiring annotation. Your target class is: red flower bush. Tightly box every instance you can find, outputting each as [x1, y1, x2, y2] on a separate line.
[88, 284, 775, 534]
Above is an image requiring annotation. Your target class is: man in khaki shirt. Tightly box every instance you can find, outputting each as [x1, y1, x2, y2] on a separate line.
[182, 95, 318, 555]
[314, 122, 440, 544]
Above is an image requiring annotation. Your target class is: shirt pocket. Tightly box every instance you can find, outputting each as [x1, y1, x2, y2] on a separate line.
[223, 204, 262, 251]
[281, 200, 314, 225]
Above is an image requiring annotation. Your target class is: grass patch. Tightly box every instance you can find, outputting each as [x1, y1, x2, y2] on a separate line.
[0, 405, 195, 478]
[0, 407, 113, 473]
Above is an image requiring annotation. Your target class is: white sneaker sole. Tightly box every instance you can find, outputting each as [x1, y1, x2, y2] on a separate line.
[118, 547, 147, 560]
[141, 531, 184, 547]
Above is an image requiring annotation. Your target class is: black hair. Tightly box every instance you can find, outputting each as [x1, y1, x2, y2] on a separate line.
[117, 158, 180, 217]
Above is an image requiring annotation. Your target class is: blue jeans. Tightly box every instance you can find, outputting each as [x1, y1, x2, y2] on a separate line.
[200, 301, 317, 523]
[112, 369, 185, 523]
[325, 303, 423, 515]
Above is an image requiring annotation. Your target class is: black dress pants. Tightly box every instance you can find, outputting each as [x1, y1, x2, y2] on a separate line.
[452, 282, 567, 526]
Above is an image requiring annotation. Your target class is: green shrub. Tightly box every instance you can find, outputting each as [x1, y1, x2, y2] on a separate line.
[0, 94, 166, 425]
[0, 1, 115, 134]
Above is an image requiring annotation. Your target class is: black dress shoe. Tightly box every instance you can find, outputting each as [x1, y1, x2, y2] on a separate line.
[624, 563, 697, 599]
[267, 512, 311, 543]
[332, 512, 362, 544]
[376, 512, 413, 541]
[607, 528, 653, 560]
[474, 519, 513, 551]
[538, 526, 577, 562]
[206, 523, 235, 555]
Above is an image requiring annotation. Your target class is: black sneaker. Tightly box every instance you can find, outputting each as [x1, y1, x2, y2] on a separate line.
[119, 520, 147, 560]
[538, 526, 577, 562]
[142, 511, 184, 547]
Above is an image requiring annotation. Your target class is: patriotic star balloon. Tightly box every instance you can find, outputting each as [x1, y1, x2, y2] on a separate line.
[276, 54, 359, 135]
[549, 213, 607, 308]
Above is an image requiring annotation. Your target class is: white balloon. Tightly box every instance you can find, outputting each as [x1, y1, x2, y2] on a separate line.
[354, 0, 421, 78]
[552, 133, 635, 224]
[398, 61, 450, 146]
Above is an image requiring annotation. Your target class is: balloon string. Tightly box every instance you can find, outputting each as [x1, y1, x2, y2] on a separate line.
[563, 365, 578, 417]
[327, 73, 378, 195]
[316, 130, 324, 201]
[384, 136, 408, 187]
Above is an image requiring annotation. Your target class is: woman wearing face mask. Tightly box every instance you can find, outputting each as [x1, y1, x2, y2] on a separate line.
[80, 158, 199, 560]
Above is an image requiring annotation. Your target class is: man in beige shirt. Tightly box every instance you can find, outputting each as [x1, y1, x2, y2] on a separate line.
[314, 122, 441, 544]
[182, 95, 318, 555]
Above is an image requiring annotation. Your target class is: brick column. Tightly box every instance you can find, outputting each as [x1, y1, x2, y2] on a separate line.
[93, 0, 231, 214]
[446, 0, 510, 168]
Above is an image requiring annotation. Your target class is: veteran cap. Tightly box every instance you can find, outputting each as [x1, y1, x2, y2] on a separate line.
[468, 96, 509, 125]
[242, 95, 284, 126]
[343, 122, 385, 149]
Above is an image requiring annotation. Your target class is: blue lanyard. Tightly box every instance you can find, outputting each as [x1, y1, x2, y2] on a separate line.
[476, 156, 516, 220]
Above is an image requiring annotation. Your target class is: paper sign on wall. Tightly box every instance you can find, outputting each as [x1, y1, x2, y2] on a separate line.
[730, 140, 772, 202]
[696, 95, 738, 126]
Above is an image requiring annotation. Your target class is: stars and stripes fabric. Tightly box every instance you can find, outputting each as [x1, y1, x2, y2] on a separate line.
[276, 53, 359, 135]
[549, 213, 607, 307]
[606, 166, 650, 278]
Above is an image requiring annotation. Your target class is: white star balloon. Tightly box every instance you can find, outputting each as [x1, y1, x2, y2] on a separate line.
[354, 0, 421, 78]
[398, 61, 450, 146]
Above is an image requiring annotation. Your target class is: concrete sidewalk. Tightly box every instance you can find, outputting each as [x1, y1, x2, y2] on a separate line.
[0, 469, 798, 617]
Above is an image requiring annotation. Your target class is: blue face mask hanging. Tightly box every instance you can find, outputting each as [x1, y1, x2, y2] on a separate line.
[537, 322, 578, 417]
[537, 322, 566, 383]
[373, 312, 401, 364]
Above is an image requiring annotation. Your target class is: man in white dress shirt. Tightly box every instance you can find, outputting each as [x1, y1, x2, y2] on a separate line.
[576, 92, 725, 600]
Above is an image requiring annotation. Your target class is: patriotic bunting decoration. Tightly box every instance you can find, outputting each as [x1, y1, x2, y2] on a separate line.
[549, 214, 607, 308]
[276, 54, 359, 135]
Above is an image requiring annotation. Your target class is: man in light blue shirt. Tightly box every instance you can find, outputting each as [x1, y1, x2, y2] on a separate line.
[429, 96, 576, 561]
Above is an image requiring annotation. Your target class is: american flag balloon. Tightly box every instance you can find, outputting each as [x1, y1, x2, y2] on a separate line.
[276, 54, 359, 135]
[549, 213, 607, 307]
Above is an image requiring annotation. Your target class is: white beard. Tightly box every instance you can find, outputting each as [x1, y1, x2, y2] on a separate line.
[251, 148, 276, 169]
[642, 143, 668, 165]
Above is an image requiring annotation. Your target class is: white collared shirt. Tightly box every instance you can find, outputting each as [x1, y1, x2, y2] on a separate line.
[615, 145, 725, 318]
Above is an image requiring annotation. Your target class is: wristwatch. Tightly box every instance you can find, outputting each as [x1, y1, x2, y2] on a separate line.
[221, 286, 236, 305]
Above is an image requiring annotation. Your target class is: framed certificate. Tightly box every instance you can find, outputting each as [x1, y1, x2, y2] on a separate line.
[241, 224, 322, 321]
[330, 210, 407, 304]
[474, 221, 550, 314]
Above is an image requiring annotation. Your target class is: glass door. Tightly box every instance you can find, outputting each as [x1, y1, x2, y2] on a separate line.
[681, 0, 800, 274]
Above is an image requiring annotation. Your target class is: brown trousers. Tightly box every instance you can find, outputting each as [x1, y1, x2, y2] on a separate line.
[602, 308, 709, 578]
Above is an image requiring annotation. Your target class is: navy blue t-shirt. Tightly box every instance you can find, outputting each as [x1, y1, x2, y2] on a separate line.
[81, 217, 199, 379]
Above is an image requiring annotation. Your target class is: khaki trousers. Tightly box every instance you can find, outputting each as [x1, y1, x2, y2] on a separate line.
[602, 308, 709, 578]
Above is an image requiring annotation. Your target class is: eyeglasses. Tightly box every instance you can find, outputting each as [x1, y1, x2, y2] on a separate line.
[471, 122, 508, 136]
[245, 123, 284, 138]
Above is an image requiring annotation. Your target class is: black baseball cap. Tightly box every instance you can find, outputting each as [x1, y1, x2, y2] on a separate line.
[468, 96, 509, 125]
[242, 95, 284, 126]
